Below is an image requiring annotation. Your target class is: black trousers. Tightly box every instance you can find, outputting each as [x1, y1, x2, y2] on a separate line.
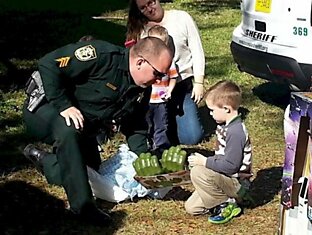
[23, 102, 101, 212]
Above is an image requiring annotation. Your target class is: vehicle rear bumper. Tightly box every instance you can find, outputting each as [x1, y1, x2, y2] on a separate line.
[230, 41, 312, 91]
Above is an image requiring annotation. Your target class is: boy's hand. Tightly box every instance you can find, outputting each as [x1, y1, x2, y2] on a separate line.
[159, 90, 171, 101]
[163, 91, 172, 100]
[188, 152, 207, 167]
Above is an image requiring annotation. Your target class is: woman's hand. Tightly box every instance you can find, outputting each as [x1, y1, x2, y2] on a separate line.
[192, 83, 204, 104]
[60, 106, 84, 129]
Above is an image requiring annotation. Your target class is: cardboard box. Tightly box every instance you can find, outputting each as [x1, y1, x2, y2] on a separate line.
[280, 92, 312, 235]
[282, 92, 311, 208]
[134, 170, 191, 189]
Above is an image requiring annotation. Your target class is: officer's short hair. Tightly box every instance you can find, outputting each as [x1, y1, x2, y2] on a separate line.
[131, 37, 171, 59]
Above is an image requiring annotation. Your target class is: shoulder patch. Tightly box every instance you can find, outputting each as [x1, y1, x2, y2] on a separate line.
[74, 45, 97, 61]
[55, 57, 70, 67]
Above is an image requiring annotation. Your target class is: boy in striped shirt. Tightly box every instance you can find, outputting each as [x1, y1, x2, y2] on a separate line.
[186, 80, 253, 224]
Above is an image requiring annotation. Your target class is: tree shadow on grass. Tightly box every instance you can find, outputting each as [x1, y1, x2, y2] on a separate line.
[0, 180, 127, 235]
[252, 82, 291, 110]
[248, 166, 283, 209]
[0, 114, 32, 176]
[0, 10, 127, 90]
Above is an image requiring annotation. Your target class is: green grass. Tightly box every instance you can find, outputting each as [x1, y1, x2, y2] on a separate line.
[0, 0, 287, 234]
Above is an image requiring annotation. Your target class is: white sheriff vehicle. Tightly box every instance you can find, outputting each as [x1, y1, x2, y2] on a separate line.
[231, 0, 312, 91]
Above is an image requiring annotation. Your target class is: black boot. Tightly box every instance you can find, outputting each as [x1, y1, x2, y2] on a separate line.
[23, 144, 46, 173]
[72, 204, 112, 226]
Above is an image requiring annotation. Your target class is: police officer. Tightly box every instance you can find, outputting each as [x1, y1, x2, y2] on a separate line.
[22, 37, 172, 226]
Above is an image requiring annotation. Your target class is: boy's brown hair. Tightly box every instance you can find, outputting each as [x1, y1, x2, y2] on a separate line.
[204, 80, 242, 110]
[147, 25, 169, 45]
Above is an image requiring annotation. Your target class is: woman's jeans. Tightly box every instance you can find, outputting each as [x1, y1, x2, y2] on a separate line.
[168, 77, 204, 145]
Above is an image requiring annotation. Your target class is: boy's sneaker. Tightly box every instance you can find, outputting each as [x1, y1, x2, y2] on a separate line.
[202, 205, 222, 216]
[208, 202, 241, 224]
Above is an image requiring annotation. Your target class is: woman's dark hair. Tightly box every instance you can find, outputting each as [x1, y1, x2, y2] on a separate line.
[126, 0, 149, 41]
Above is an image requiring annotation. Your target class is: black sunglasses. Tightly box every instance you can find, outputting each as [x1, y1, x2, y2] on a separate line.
[139, 55, 167, 79]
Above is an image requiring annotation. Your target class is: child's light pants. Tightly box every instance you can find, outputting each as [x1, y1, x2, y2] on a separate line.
[185, 165, 242, 215]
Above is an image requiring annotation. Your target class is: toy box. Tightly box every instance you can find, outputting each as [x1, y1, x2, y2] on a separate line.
[134, 170, 191, 189]
[279, 92, 312, 234]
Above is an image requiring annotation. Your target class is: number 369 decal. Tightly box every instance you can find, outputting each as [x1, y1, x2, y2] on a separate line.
[293, 26, 308, 36]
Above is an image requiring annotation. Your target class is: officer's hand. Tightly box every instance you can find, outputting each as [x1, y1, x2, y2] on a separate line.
[191, 83, 204, 104]
[60, 106, 84, 129]
[188, 152, 207, 167]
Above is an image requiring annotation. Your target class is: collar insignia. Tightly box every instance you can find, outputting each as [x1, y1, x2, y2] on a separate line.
[106, 83, 117, 91]
[137, 92, 144, 102]
[74, 45, 97, 61]
[55, 57, 70, 67]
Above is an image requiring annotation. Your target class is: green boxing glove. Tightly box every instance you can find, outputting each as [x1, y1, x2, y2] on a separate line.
[160, 149, 169, 172]
[133, 153, 149, 176]
[150, 155, 163, 175]
[161, 147, 175, 173]
[133, 152, 162, 176]
[161, 146, 187, 173]
[133, 159, 143, 176]
[172, 149, 187, 171]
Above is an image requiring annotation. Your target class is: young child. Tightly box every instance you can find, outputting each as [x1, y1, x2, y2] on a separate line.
[185, 80, 253, 224]
[146, 25, 178, 152]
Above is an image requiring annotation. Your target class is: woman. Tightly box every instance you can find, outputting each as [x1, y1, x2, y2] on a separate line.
[126, 0, 206, 145]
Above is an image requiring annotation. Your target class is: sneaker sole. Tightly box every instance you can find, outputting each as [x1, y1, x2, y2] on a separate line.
[208, 207, 242, 224]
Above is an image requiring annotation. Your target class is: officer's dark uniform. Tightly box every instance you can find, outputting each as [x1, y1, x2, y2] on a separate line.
[23, 40, 150, 212]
